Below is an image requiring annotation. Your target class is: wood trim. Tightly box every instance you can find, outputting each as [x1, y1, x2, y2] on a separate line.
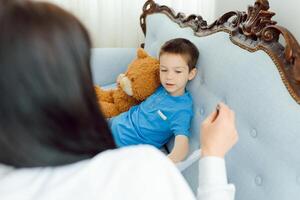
[140, 0, 300, 104]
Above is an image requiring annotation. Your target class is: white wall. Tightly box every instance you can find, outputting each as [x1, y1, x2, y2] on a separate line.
[37, 0, 146, 48]
[213, 0, 300, 42]
[36, 0, 299, 47]
[38, 0, 213, 48]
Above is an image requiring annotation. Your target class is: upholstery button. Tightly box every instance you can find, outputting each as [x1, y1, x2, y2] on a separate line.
[222, 97, 227, 104]
[200, 108, 205, 115]
[200, 77, 205, 84]
[297, 176, 300, 185]
[199, 73, 205, 84]
[250, 129, 258, 138]
[255, 175, 263, 186]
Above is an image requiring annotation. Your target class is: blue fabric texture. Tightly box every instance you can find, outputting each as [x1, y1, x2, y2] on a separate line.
[91, 13, 300, 200]
[141, 13, 300, 199]
[91, 48, 137, 86]
[110, 86, 193, 148]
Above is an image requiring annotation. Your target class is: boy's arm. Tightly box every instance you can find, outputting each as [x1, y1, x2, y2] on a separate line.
[167, 135, 189, 163]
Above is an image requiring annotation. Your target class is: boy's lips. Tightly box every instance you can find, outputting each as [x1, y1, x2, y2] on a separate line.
[165, 83, 175, 87]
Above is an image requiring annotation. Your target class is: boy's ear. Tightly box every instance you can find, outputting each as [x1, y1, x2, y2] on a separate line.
[188, 68, 197, 80]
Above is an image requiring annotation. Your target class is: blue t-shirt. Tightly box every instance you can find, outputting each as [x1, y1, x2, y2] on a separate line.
[110, 86, 193, 148]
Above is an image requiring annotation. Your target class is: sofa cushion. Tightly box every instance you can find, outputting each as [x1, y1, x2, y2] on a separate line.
[143, 12, 300, 200]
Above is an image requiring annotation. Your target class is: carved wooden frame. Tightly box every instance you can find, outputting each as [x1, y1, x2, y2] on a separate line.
[140, 0, 300, 104]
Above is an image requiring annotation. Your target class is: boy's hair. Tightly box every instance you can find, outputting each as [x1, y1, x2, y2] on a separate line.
[159, 38, 199, 71]
[0, 0, 115, 167]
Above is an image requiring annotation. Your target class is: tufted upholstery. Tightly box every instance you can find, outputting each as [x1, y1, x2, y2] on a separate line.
[142, 13, 300, 199]
[91, 7, 300, 200]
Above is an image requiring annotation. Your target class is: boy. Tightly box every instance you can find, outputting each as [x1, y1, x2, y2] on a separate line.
[110, 38, 198, 163]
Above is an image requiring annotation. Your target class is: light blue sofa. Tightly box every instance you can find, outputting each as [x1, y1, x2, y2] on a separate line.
[91, 0, 300, 199]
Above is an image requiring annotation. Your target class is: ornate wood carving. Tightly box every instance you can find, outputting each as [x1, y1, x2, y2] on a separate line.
[140, 0, 300, 104]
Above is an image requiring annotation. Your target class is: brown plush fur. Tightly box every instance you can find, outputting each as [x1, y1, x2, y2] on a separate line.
[95, 48, 160, 118]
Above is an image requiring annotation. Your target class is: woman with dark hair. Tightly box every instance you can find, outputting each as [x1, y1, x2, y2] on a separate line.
[0, 0, 115, 167]
[0, 1, 238, 200]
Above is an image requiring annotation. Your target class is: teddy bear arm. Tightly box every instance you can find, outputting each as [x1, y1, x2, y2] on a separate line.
[113, 90, 140, 113]
[99, 101, 121, 118]
[94, 85, 114, 103]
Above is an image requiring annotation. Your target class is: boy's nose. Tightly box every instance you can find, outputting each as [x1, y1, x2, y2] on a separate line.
[166, 72, 174, 79]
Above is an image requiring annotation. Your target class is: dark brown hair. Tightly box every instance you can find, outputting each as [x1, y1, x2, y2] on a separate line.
[159, 38, 199, 71]
[0, 0, 115, 167]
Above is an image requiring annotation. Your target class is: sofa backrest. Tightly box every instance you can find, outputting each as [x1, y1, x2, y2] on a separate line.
[140, 0, 300, 199]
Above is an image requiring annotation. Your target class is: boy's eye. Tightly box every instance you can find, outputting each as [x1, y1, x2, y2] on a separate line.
[160, 69, 167, 72]
[175, 71, 182, 73]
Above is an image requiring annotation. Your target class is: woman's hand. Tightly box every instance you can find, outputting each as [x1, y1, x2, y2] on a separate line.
[200, 103, 238, 158]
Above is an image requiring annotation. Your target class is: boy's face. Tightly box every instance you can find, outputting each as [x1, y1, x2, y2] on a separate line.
[159, 53, 197, 96]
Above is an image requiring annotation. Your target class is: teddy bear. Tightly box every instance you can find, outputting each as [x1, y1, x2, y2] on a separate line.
[95, 48, 161, 118]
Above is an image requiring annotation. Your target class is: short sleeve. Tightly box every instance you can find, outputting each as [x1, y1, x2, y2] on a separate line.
[170, 110, 193, 137]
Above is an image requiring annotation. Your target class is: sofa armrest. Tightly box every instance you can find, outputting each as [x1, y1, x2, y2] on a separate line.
[91, 48, 137, 86]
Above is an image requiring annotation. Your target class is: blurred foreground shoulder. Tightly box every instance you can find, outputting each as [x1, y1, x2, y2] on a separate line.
[88, 145, 195, 200]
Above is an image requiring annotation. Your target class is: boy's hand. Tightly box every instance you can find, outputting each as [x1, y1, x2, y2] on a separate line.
[200, 103, 238, 158]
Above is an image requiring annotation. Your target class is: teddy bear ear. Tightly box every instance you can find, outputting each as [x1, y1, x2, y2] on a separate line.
[137, 48, 148, 59]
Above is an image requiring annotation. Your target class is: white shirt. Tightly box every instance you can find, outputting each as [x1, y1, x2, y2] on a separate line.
[0, 145, 235, 200]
